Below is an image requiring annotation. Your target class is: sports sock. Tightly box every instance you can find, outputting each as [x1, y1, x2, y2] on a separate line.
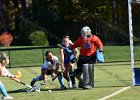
[34, 75, 41, 82]
[58, 74, 65, 87]
[0, 83, 8, 96]
[70, 75, 75, 84]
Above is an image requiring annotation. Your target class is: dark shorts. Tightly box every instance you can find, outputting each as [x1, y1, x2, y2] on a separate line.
[41, 69, 52, 75]
[64, 57, 75, 64]
[76, 55, 96, 72]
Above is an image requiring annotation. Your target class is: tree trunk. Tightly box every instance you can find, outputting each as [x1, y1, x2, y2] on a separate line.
[21, 0, 27, 17]
[0, 0, 9, 32]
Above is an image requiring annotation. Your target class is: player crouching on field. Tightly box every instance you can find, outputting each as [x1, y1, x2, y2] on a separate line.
[0, 52, 21, 100]
[70, 26, 103, 89]
[30, 51, 66, 89]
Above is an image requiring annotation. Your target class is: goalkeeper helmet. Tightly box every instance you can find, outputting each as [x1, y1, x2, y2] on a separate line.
[81, 26, 91, 39]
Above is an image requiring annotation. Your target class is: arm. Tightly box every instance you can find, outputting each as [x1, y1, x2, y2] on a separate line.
[60, 48, 65, 72]
[74, 48, 79, 59]
[69, 40, 79, 59]
[70, 37, 82, 49]
[0, 67, 21, 83]
[94, 35, 103, 51]
[0, 67, 14, 77]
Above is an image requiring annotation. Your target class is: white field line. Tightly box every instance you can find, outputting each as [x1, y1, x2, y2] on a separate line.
[98, 86, 131, 100]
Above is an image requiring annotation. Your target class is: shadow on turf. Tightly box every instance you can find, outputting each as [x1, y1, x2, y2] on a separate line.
[7, 87, 82, 94]
[39, 86, 127, 92]
[8, 88, 28, 93]
[7, 85, 129, 94]
[40, 88, 83, 92]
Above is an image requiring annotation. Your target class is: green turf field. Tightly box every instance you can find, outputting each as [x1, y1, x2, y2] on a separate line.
[1, 62, 139, 100]
[1, 46, 140, 100]
[1, 46, 133, 67]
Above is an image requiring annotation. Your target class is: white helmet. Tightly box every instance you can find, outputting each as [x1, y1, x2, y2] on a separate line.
[81, 26, 91, 39]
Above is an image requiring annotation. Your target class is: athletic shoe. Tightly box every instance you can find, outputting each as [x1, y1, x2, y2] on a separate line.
[72, 84, 77, 89]
[89, 86, 93, 89]
[30, 79, 36, 86]
[61, 85, 67, 90]
[78, 82, 83, 88]
[68, 81, 72, 88]
[83, 85, 91, 89]
[1, 95, 13, 100]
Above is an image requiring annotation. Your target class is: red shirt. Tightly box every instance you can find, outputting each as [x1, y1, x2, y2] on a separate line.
[70, 35, 103, 56]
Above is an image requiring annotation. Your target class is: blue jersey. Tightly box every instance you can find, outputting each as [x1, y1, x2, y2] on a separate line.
[62, 44, 75, 64]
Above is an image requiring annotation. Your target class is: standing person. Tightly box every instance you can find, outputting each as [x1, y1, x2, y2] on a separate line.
[30, 51, 66, 89]
[0, 52, 14, 100]
[70, 26, 103, 89]
[59, 36, 79, 89]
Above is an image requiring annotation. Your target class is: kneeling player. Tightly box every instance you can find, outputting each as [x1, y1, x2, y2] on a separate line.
[30, 51, 66, 89]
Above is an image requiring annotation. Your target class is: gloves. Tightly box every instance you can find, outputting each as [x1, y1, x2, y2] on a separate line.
[6, 74, 15, 78]
[99, 49, 103, 52]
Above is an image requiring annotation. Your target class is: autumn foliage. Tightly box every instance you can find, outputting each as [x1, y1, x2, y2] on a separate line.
[0, 32, 13, 46]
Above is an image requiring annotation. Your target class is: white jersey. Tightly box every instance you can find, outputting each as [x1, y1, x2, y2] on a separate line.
[41, 56, 59, 70]
[0, 67, 12, 77]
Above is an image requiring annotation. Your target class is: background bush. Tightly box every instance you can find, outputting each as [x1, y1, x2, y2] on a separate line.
[0, 32, 13, 47]
[29, 31, 49, 46]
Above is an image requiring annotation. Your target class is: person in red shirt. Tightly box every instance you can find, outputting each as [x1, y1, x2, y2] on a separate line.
[70, 26, 103, 89]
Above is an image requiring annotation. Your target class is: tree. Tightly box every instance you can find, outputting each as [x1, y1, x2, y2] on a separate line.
[0, 0, 9, 32]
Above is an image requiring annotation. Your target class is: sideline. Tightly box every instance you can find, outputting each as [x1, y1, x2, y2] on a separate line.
[98, 86, 131, 100]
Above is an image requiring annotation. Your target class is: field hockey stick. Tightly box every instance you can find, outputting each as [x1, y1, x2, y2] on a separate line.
[23, 67, 60, 89]
[6, 72, 41, 92]
[52, 74, 58, 81]
[57, 44, 64, 49]
[19, 81, 41, 93]
[52, 71, 63, 81]
[19, 81, 32, 88]
[8, 76, 40, 91]
[27, 78, 51, 93]
[6, 72, 31, 88]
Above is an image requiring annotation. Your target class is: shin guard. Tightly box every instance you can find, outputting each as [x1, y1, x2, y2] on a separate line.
[83, 64, 94, 88]
[58, 74, 65, 87]
[88, 64, 94, 87]
[34, 76, 41, 82]
[83, 64, 89, 86]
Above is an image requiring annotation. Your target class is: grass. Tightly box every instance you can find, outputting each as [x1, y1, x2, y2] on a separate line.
[0, 46, 132, 67]
[1, 46, 140, 100]
[1, 62, 139, 100]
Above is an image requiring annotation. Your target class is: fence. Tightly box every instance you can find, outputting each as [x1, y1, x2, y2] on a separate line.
[0, 45, 58, 67]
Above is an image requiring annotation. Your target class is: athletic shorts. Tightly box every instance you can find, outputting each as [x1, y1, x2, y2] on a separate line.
[41, 69, 53, 75]
[76, 55, 96, 72]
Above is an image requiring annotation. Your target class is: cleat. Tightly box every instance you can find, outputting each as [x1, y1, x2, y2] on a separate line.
[61, 85, 67, 90]
[1, 95, 13, 100]
[78, 82, 83, 88]
[68, 81, 72, 88]
[72, 84, 77, 89]
[83, 85, 91, 89]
